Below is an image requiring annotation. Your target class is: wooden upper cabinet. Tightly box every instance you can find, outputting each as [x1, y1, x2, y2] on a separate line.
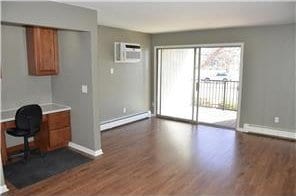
[26, 26, 59, 76]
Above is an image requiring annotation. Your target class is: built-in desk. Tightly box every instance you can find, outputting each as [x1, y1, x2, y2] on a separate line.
[1, 103, 71, 165]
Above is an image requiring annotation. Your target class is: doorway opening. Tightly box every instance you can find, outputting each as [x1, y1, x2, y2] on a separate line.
[156, 44, 243, 129]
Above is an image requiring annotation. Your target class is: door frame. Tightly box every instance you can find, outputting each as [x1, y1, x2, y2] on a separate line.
[153, 42, 245, 130]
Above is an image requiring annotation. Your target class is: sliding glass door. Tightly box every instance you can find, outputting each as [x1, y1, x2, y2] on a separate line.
[156, 45, 242, 128]
[157, 48, 199, 122]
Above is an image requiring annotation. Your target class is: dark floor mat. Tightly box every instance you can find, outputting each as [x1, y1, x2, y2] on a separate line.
[4, 148, 92, 189]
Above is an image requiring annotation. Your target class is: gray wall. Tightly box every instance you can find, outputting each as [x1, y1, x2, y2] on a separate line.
[0, 1, 6, 189]
[152, 24, 296, 131]
[1, 25, 52, 110]
[52, 30, 94, 148]
[1, 24, 53, 147]
[294, 7, 296, 130]
[98, 26, 151, 122]
[2, 1, 101, 151]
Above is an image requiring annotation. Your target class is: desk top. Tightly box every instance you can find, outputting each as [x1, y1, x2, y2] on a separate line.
[1, 103, 71, 123]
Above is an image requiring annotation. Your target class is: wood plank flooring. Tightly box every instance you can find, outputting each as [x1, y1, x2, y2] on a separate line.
[4, 117, 296, 195]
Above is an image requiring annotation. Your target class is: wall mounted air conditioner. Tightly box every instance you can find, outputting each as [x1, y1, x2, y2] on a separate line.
[114, 42, 141, 63]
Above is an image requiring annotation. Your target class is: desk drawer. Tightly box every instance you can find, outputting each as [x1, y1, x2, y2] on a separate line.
[49, 127, 71, 149]
[48, 111, 70, 130]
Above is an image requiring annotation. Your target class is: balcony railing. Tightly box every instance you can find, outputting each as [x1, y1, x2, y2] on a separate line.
[199, 80, 239, 111]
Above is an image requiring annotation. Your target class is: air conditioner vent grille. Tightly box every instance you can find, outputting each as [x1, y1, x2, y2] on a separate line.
[114, 42, 141, 63]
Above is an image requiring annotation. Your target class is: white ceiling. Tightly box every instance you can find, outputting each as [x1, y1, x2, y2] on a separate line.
[63, 2, 296, 34]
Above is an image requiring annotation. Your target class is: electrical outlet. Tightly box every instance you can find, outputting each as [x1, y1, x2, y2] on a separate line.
[110, 68, 114, 74]
[123, 107, 127, 113]
[274, 117, 279, 124]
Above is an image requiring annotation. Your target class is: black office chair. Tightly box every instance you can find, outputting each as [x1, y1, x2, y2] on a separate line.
[6, 104, 42, 161]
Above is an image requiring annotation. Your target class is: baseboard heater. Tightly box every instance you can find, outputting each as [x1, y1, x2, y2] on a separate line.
[243, 124, 296, 140]
[100, 111, 151, 131]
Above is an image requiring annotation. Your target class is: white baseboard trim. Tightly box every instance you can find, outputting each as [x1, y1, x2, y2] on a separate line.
[243, 124, 296, 139]
[100, 111, 151, 131]
[68, 142, 103, 157]
[236, 127, 247, 132]
[0, 185, 9, 194]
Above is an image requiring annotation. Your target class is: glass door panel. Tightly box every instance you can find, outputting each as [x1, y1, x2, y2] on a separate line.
[198, 47, 241, 128]
[157, 48, 196, 121]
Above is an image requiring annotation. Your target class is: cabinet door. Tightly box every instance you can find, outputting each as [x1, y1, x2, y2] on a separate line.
[49, 127, 71, 150]
[37, 28, 59, 74]
[1, 123, 8, 164]
[34, 115, 50, 152]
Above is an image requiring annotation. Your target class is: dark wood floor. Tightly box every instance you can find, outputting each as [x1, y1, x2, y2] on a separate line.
[5, 118, 296, 195]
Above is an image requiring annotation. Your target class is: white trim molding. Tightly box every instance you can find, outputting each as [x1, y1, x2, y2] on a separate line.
[100, 111, 151, 131]
[0, 185, 9, 194]
[68, 142, 103, 157]
[243, 124, 296, 139]
[236, 127, 247, 133]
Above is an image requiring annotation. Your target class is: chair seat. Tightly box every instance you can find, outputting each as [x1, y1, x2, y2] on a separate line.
[6, 128, 31, 137]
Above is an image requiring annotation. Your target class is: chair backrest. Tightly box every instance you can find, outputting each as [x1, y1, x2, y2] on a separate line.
[15, 104, 42, 134]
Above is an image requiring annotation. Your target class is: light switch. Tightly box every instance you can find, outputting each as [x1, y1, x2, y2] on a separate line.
[82, 85, 88, 94]
[110, 68, 114, 74]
